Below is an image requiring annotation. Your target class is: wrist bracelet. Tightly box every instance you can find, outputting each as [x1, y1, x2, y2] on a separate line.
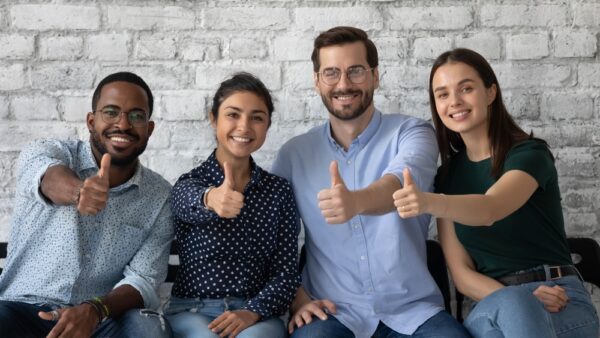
[203, 186, 215, 210]
[81, 300, 104, 324]
[93, 296, 111, 319]
[73, 181, 83, 205]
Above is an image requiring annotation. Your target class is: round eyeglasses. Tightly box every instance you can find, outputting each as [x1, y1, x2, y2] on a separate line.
[317, 65, 374, 85]
[94, 107, 149, 127]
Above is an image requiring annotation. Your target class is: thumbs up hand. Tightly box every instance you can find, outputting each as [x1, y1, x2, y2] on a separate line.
[78, 153, 111, 216]
[317, 160, 358, 224]
[205, 162, 245, 218]
[393, 168, 427, 218]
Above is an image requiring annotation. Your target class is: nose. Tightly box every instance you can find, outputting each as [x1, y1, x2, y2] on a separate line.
[449, 91, 462, 107]
[335, 71, 351, 90]
[237, 115, 250, 130]
[115, 112, 133, 130]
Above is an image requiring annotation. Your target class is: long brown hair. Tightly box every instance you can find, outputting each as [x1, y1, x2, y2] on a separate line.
[429, 48, 545, 180]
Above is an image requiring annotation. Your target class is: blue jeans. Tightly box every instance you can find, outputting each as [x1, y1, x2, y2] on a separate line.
[291, 310, 471, 338]
[464, 275, 599, 338]
[0, 300, 172, 338]
[165, 297, 286, 338]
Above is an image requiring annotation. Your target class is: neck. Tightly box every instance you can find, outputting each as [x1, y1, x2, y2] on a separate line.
[461, 128, 491, 161]
[329, 105, 375, 151]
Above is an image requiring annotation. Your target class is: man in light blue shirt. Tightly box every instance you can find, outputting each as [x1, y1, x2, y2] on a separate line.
[272, 27, 470, 338]
[0, 72, 173, 338]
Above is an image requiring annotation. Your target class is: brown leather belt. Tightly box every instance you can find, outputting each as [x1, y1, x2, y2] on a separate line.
[497, 265, 580, 286]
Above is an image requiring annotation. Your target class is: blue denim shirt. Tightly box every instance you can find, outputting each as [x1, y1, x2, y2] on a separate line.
[272, 110, 443, 337]
[0, 139, 174, 310]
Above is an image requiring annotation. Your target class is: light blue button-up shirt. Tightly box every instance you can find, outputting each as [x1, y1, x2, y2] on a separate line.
[272, 110, 442, 337]
[0, 139, 174, 310]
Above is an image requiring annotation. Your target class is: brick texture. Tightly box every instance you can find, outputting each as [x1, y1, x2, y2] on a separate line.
[0, 0, 599, 313]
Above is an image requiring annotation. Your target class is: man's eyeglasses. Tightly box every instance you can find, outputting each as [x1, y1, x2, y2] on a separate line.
[317, 65, 374, 85]
[94, 107, 149, 127]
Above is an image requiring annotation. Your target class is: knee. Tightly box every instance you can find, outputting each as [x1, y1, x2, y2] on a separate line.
[478, 286, 540, 311]
[119, 309, 172, 338]
[237, 318, 286, 338]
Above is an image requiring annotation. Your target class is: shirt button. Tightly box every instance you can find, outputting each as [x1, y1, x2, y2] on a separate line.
[346, 160, 351, 165]
[368, 287, 373, 292]
[360, 255, 366, 260]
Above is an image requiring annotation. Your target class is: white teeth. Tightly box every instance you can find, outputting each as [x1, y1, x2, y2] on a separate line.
[232, 136, 250, 143]
[335, 95, 353, 100]
[110, 136, 131, 143]
[451, 111, 468, 118]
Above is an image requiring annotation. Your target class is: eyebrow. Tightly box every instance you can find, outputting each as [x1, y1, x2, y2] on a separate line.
[223, 105, 268, 115]
[433, 78, 475, 93]
[100, 104, 146, 112]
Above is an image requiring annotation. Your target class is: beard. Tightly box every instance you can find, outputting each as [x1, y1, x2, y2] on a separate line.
[90, 129, 147, 167]
[321, 88, 374, 121]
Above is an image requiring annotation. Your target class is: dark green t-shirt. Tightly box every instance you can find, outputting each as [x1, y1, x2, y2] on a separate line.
[435, 140, 572, 278]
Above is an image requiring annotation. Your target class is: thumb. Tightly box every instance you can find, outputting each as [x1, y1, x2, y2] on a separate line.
[403, 167, 413, 187]
[98, 153, 111, 183]
[223, 162, 235, 189]
[38, 310, 55, 321]
[329, 160, 343, 188]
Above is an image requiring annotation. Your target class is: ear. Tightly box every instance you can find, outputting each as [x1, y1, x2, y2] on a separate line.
[86, 112, 95, 132]
[147, 120, 155, 137]
[486, 83, 497, 105]
[313, 72, 321, 95]
[209, 111, 217, 128]
[373, 67, 380, 90]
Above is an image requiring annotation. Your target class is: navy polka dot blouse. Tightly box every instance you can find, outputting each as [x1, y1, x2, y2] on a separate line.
[170, 151, 300, 319]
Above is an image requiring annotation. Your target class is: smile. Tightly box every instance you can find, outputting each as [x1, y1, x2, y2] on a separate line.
[449, 110, 470, 120]
[231, 136, 252, 143]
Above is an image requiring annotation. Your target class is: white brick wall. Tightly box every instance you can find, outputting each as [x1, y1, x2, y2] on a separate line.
[0, 0, 599, 318]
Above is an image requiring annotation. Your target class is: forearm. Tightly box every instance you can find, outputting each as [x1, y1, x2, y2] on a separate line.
[355, 174, 401, 215]
[424, 193, 500, 226]
[453, 268, 505, 302]
[40, 165, 82, 205]
[100, 284, 144, 319]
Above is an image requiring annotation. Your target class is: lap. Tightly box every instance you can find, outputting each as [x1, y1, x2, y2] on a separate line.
[290, 315, 354, 338]
[0, 300, 56, 337]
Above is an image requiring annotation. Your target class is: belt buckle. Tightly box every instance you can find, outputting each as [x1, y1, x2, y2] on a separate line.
[549, 266, 562, 280]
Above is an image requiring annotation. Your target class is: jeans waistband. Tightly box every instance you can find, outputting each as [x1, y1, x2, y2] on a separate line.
[497, 264, 581, 286]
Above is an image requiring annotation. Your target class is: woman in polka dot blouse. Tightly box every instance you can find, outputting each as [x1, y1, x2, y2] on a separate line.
[164, 72, 301, 338]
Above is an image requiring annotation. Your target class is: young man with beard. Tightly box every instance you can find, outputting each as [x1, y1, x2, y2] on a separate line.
[272, 27, 470, 338]
[0, 72, 174, 338]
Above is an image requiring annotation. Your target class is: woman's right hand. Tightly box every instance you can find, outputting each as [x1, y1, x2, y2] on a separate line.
[533, 284, 569, 312]
[206, 162, 244, 218]
[288, 299, 337, 334]
[393, 168, 430, 218]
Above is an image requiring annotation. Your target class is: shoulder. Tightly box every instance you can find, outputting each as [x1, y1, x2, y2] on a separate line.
[280, 124, 326, 152]
[140, 165, 173, 194]
[259, 166, 294, 193]
[506, 139, 553, 163]
[380, 112, 433, 129]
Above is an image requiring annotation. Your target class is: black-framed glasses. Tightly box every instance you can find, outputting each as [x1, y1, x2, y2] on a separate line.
[317, 65, 374, 85]
[94, 107, 149, 127]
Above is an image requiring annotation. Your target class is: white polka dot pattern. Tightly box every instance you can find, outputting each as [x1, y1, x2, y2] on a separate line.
[170, 151, 300, 319]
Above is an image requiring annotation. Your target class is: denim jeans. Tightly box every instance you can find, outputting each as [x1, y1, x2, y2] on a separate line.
[464, 275, 599, 338]
[291, 310, 471, 338]
[0, 300, 172, 338]
[164, 296, 286, 338]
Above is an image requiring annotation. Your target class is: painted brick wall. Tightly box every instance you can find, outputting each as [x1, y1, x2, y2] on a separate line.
[0, 0, 599, 314]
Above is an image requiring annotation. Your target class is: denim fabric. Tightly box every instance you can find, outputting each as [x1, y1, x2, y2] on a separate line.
[291, 311, 471, 338]
[165, 297, 286, 338]
[0, 300, 172, 338]
[465, 275, 599, 338]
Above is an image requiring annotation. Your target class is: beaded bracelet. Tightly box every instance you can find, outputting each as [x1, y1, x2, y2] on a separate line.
[81, 300, 104, 324]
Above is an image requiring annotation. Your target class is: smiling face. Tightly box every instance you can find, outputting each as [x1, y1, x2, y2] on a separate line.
[211, 91, 269, 163]
[87, 81, 154, 167]
[314, 41, 379, 121]
[431, 61, 497, 138]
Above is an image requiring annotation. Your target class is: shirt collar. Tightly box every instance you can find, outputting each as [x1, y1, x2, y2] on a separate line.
[325, 109, 382, 151]
[78, 141, 143, 191]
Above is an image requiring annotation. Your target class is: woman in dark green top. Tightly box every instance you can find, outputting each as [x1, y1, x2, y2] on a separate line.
[392, 48, 598, 338]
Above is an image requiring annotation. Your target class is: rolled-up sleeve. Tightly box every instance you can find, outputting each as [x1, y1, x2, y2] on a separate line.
[382, 122, 439, 193]
[114, 200, 174, 310]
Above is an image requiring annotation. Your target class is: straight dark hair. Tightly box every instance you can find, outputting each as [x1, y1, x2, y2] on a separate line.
[311, 26, 378, 72]
[429, 48, 548, 180]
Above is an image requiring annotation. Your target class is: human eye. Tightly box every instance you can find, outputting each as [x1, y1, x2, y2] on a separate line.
[226, 111, 239, 118]
[322, 68, 339, 79]
[436, 92, 448, 100]
[348, 66, 366, 76]
[101, 107, 120, 118]
[461, 86, 473, 93]
[252, 115, 265, 122]
[129, 110, 147, 122]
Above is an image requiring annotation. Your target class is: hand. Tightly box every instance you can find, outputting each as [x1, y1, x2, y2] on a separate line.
[317, 161, 358, 224]
[207, 309, 259, 338]
[206, 162, 245, 218]
[288, 299, 337, 334]
[77, 153, 111, 216]
[393, 168, 428, 218]
[39, 304, 100, 338]
[533, 285, 569, 312]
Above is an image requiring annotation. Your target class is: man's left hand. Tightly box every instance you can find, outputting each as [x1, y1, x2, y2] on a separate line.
[208, 309, 260, 338]
[317, 161, 358, 224]
[39, 303, 100, 338]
